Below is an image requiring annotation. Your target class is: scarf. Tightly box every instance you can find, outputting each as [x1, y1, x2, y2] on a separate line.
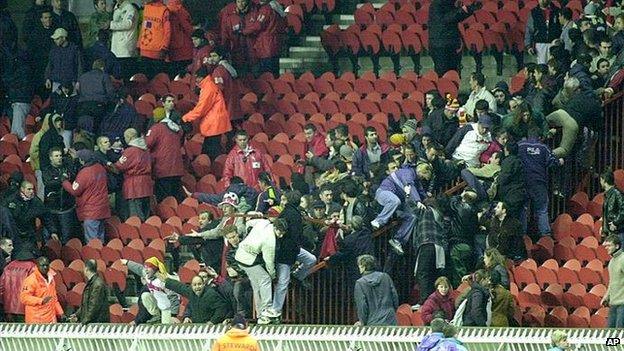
[161, 117, 181, 133]
[218, 60, 238, 79]
[269, 0, 286, 17]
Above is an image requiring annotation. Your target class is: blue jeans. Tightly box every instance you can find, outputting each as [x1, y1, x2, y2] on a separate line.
[83, 219, 105, 242]
[460, 169, 488, 201]
[374, 189, 415, 245]
[272, 248, 317, 313]
[608, 304, 624, 328]
[521, 183, 551, 235]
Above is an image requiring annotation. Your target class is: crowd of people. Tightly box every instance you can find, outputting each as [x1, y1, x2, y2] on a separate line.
[0, 0, 622, 341]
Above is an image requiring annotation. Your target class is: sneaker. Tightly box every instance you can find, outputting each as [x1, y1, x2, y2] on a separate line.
[388, 239, 404, 255]
[371, 220, 381, 229]
[257, 316, 272, 325]
[411, 304, 421, 311]
[262, 307, 281, 319]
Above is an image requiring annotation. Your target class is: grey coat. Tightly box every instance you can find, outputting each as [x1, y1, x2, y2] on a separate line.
[354, 271, 399, 326]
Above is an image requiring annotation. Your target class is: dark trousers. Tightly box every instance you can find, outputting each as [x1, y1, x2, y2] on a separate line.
[608, 305, 624, 328]
[202, 135, 223, 162]
[118, 57, 138, 81]
[77, 101, 109, 133]
[415, 243, 444, 304]
[50, 209, 78, 244]
[254, 57, 279, 78]
[430, 45, 462, 76]
[155, 177, 183, 203]
[127, 197, 150, 221]
[168, 60, 192, 79]
[141, 57, 169, 79]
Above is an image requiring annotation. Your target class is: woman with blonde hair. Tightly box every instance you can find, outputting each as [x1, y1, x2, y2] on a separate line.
[483, 248, 509, 289]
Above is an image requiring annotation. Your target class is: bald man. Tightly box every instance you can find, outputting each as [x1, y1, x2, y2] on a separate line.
[114, 128, 153, 221]
[160, 274, 230, 324]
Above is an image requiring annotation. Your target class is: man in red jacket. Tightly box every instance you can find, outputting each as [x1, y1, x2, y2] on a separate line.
[241, 0, 286, 77]
[220, 0, 257, 74]
[167, 0, 193, 77]
[146, 107, 185, 202]
[206, 46, 241, 121]
[223, 130, 268, 190]
[115, 128, 154, 221]
[62, 149, 110, 242]
[0, 249, 37, 322]
[303, 123, 329, 158]
[188, 29, 213, 75]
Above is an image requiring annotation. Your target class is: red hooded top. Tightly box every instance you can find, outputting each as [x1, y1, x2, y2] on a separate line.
[63, 162, 111, 221]
[146, 121, 185, 179]
[167, 0, 194, 61]
[241, 1, 286, 59]
[115, 138, 154, 199]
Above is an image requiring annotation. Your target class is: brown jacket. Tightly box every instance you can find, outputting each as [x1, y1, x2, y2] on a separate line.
[76, 274, 110, 324]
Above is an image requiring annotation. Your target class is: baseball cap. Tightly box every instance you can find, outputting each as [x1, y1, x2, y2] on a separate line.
[51, 28, 68, 40]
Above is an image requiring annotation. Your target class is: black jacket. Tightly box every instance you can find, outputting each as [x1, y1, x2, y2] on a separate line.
[25, 24, 56, 80]
[277, 203, 304, 265]
[52, 10, 82, 49]
[526, 4, 561, 45]
[496, 154, 526, 214]
[76, 274, 110, 324]
[602, 187, 624, 236]
[428, 0, 473, 49]
[564, 89, 602, 131]
[569, 63, 594, 92]
[448, 196, 478, 246]
[423, 109, 459, 147]
[42, 160, 77, 212]
[50, 90, 79, 130]
[165, 279, 230, 324]
[0, 47, 34, 104]
[39, 132, 65, 172]
[462, 282, 489, 326]
[0, 192, 57, 254]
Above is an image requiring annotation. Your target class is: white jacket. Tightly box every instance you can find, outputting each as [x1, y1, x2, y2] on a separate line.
[235, 219, 276, 277]
[110, 1, 139, 58]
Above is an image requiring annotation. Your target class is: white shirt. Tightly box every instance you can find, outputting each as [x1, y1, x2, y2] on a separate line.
[452, 123, 492, 167]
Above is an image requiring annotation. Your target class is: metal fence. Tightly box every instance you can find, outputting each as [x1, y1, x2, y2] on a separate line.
[0, 323, 622, 351]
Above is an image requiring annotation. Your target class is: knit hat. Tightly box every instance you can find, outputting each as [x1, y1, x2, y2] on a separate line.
[218, 192, 239, 208]
[402, 119, 418, 134]
[144, 257, 168, 275]
[445, 98, 460, 112]
[492, 81, 509, 95]
[339, 144, 355, 161]
[267, 206, 283, 218]
[152, 107, 166, 123]
[389, 133, 406, 146]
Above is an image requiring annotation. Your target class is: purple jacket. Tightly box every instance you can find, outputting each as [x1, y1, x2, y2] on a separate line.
[378, 167, 426, 203]
[45, 42, 82, 84]
[517, 137, 559, 185]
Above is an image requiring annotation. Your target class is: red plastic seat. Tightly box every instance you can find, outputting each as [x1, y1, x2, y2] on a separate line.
[562, 283, 586, 309]
[568, 192, 589, 217]
[545, 306, 568, 327]
[395, 304, 412, 326]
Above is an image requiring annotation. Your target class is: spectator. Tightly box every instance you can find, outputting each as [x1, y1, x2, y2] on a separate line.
[525, 0, 561, 64]
[461, 152, 501, 202]
[352, 127, 389, 179]
[235, 218, 282, 324]
[558, 8, 574, 52]
[220, 0, 257, 73]
[459, 269, 490, 326]
[50, 0, 81, 49]
[584, 0, 604, 16]
[49, 83, 79, 147]
[45, 27, 82, 92]
[138, 0, 171, 78]
[211, 314, 260, 351]
[27, 7, 57, 89]
[146, 105, 185, 202]
[255, 172, 280, 213]
[613, 14, 624, 56]
[0, 249, 36, 322]
[188, 29, 213, 75]
[504, 100, 549, 141]
[20, 256, 64, 324]
[85, 0, 110, 49]
[242, 0, 286, 77]
[23, 0, 49, 41]
[341, 181, 370, 224]
[222, 227, 253, 317]
[437, 324, 468, 351]
[115, 128, 153, 221]
[423, 97, 459, 147]
[568, 53, 594, 92]
[601, 169, 624, 243]
[77, 58, 115, 131]
[303, 123, 329, 158]
[182, 66, 232, 160]
[593, 58, 611, 88]
[354, 254, 398, 326]
[485, 202, 524, 260]
[160, 273, 230, 324]
[62, 149, 110, 242]
[463, 72, 497, 119]
[0, 238, 13, 275]
[0, 1, 15, 50]
[85, 30, 120, 80]
[563, 76, 603, 135]
[416, 318, 446, 351]
[445, 114, 493, 168]
[167, 0, 193, 77]
[524, 63, 556, 115]
[270, 191, 317, 319]
[99, 91, 141, 140]
[69, 259, 109, 324]
[42, 147, 78, 243]
[489, 269, 515, 327]
[420, 276, 455, 325]
[0, 180, 58, 256]
[592, 37, 615, 72]
[187, 177, 258, 212]
[447, 189, 479, 284]
[496, 142, 527, 220]
[518, 127, 562, 236]
[602, 235, 624, 327]
[206, 46, 241, 121]
[412, 197, 449, 303]
[548, 330, 573, 351]
[483, 248, 510, 289]
[123, 257, 179, 324]
[29, 113, 53, 199]
[223, 130, 268, 190]
[427, 0, 480, 75]
[1, 47, 35, 139]
[371, 164, 428, 255]
[110, 0, 139, 80]
[325, 215, 374, 284]
[39, 113, 67, 173]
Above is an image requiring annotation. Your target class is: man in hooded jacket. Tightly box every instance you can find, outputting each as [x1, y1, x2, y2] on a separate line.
[354, 254, 398, 326]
